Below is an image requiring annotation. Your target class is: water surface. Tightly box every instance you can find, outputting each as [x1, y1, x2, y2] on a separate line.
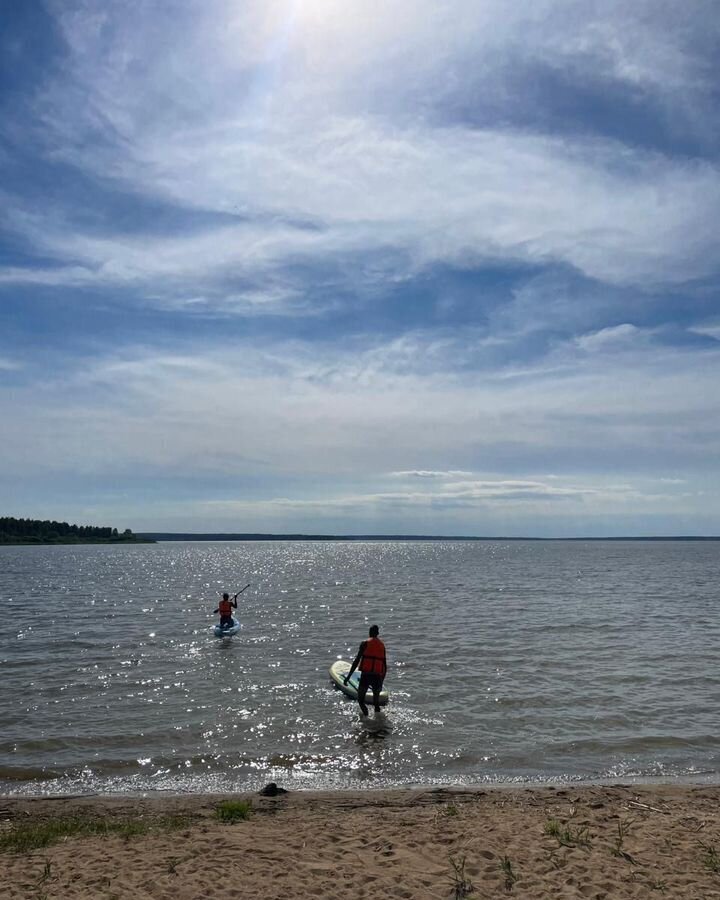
[1, 540, 718, 795]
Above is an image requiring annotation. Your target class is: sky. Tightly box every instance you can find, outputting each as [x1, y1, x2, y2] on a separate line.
[1, 0, 720, 537]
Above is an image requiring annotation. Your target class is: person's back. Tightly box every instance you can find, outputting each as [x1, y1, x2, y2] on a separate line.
[359, 634, 386, 676]
[345, 624, 387, 716]
[215, 592, 236, 628]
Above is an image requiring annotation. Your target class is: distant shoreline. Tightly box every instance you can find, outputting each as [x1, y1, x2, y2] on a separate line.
[137, 532, 720, 542]
[0, 537, 156, 546]
[0, 518, 153, 546]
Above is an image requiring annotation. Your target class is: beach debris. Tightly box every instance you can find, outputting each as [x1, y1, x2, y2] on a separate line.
[259, 782, 288, 797]
[626, 800, 668, 814]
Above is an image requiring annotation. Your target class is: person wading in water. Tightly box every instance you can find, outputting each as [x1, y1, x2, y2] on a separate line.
[344, 624, 387, 716]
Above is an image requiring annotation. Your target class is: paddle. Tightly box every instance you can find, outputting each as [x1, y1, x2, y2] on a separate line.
[216, 583, 250, 601]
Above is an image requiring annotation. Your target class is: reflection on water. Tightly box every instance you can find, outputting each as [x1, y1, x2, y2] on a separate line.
[1, 540, 719, 795]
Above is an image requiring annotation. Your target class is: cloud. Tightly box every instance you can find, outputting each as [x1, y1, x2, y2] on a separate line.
[2, 329, 720, 485]
[390, 470, 473, 479]
[2, 0, 718, 311]
[183, 474, 707, 533]
[45, 1, 720, 134]
[689, 320, 720, 341]
[23, 122, 719, 294]
[437, 479, 598, 500]
[202, 478, 597, 515]
[575, 323, 642, 352]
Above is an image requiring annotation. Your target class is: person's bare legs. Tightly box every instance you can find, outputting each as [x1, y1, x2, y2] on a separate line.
[357, 673, 370, 716]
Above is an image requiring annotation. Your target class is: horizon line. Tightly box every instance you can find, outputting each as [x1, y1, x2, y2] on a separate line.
[137, 532, 720, 542]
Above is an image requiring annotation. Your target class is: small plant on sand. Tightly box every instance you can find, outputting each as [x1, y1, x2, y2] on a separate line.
[37, 860, 53, 885]
[115, 820, 153, 840]
[434, 802, 460, 826]
[544, 818, 591, 848]
[500, 855, 517, 891]
[215, 799, 252, 823]
[699, 842, 720, 873]
[610, 818, 636, 864]
[449, 853, 474, 898]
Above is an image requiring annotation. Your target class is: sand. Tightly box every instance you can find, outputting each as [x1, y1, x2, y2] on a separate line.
[2, 784, 720, 899]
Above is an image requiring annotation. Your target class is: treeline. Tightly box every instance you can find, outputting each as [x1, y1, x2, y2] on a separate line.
[0, 517, 152, 545]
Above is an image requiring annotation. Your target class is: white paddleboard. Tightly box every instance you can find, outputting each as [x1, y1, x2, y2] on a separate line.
[329, 659, 389, 706]
[213, 617, 240, 638]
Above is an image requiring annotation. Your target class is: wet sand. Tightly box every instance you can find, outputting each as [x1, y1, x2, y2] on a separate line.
[2, 784, 720, 898]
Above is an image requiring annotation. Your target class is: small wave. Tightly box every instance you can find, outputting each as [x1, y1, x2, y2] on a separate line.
[0, 765, 65, 781]
[553, 734, 719, 754]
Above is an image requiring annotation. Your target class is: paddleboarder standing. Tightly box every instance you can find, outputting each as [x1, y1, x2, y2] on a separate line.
[344, 624, 387, 716]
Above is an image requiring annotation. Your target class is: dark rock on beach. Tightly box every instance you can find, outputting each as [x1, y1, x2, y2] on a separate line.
[259, 782, 289, 796]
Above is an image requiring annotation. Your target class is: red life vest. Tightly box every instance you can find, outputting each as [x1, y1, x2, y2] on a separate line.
[359, 637, 386, 675]
[218, 599, 232, 616]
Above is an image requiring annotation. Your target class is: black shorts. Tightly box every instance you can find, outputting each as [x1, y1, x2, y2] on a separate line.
[358, 672, 384, 697]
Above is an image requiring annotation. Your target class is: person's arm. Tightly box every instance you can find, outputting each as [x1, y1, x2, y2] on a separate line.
[344, 642, 365, 684]
[231, 597, 238, 609]
[213, 606, 219, 614]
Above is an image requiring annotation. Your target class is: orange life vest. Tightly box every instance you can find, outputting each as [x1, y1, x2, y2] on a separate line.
[359, 637, 386, 675]
[218, 599, 232, 616]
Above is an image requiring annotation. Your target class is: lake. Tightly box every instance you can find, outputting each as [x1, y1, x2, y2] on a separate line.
[1, 540, 718, 795]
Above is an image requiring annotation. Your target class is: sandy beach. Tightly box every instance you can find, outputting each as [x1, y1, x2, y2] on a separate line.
[2, 784, 720, 899]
